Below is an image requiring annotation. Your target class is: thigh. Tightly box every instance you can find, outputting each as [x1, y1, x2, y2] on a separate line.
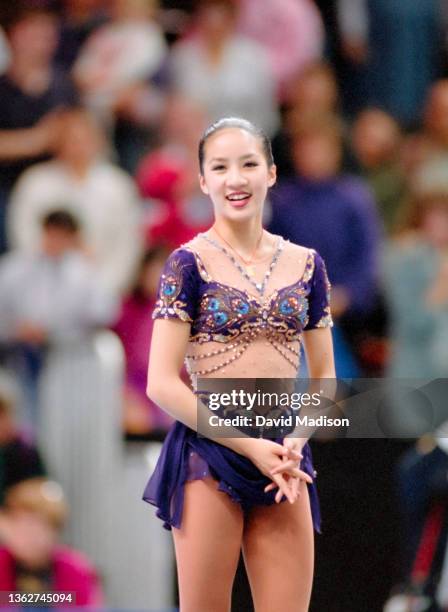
[242, 481, 314, 612]
[172, 477, 244, 612]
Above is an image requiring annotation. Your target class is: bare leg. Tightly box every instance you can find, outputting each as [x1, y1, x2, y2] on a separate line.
[242, 481, 314, 612]
[172, 477, 244, 612]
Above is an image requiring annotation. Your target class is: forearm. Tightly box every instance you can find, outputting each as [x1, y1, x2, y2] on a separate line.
[0, 128, 49, 160]
[287, 377, 338, 443]
[147, 376, 256, 458]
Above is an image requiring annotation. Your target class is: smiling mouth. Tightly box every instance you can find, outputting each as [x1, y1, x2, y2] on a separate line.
[226, 193, 252, 207]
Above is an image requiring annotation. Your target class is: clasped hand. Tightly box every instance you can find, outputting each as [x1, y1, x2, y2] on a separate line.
[247, 437, 312, 505]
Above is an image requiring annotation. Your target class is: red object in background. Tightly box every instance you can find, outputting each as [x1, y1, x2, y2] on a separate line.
[137, 150, 211, 249]
[0, 547, 104, 607]
[411, 502, 446, 586]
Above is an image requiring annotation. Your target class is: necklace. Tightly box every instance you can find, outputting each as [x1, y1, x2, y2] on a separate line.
[201, 232, 284, 296]
[211, 225, 264, 277]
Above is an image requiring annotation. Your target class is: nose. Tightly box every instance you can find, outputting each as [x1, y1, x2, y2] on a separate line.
[226, 164, 248, 188]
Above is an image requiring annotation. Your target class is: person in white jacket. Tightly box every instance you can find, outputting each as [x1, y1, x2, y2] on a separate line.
[7, 108, 143, 296]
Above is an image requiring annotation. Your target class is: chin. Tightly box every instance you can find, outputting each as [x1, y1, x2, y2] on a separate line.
[224, 200, 262, 219]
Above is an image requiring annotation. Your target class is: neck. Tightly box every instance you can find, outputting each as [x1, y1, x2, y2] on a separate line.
[203, 35, 227, 64]
[212, 217, 264, 255]
[63, 158, 93, 180]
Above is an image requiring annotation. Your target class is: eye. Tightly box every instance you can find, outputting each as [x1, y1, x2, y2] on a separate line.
[244, 161, 259, 168]
[211, 164, 226, 171]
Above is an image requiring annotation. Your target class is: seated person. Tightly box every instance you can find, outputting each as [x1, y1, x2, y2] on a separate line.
[0, 478, 104, 606]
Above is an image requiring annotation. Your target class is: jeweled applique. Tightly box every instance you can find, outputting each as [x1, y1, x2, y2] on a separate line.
[152, 255, 192, 322]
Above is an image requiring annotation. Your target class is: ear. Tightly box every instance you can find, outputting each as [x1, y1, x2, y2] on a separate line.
[199, 173, 209, 195]
[267, 164, 277, 188]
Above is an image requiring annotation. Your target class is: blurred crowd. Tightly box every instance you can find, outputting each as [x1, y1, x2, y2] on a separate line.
[1, 0, 448, 609]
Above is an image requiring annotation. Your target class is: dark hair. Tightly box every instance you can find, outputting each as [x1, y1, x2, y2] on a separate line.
[196, 0, 238, 16]
[198, 117, 274, 175]
[41, 210, 80, 234]
[398, 192, 448, 234]
[1, 3, 57, 34]
[132, 245, 171, 301]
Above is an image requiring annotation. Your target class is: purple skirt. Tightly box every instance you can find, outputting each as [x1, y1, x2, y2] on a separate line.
[142, 421, 321, 533]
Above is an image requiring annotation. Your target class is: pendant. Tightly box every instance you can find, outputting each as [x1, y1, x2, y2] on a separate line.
[245, 265, 256, 277]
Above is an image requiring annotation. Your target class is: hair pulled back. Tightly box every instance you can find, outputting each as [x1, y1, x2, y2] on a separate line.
[198, 117, 274, 174]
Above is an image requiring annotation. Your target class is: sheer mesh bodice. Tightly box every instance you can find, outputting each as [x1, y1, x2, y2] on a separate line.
[152, 233, 333, 388]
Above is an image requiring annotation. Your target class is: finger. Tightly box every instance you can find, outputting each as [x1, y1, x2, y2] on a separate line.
[272, 474, 294, 504]
[270, 459, 299, 476]
[289, 468, 313, 483]
[264, 482, 277, 493]
[272, 475, 290, 503]
[270, 466, 313, 484]
[285, 448, 303, 459]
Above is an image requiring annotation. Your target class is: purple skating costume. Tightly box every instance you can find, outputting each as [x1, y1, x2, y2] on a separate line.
[143, 236, 333, 532]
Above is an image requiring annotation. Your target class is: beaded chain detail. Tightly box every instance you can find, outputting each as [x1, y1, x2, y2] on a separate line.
[152, 244, 333, 379]
[186, 340, 250, 376]
[200, 233, 284, 296]
[185, 330, 302, 376]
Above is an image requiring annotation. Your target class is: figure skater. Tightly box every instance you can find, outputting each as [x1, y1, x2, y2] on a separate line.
[143, 117, 335, 611]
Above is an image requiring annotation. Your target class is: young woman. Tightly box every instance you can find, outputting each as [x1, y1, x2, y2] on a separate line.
[143, 117, 335, 611]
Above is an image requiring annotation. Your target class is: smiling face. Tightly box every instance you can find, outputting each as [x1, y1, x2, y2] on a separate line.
[199, 127, 276, 223]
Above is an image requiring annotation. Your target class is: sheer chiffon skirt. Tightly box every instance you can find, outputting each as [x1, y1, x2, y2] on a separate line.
[142, 421, 321, 533]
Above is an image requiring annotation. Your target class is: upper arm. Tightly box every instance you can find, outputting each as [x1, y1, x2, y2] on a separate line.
[303, 327, 335, 378]
[146, 248, 198, 393]
[147, 318, 191, 391]
[302, 251, 335, 377]
[303, 251, 333, 331]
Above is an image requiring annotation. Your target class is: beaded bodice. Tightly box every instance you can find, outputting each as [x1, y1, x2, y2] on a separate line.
[152, 235, 333, 383]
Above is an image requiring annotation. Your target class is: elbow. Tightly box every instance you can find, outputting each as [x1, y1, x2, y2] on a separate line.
[146, 380, 164, 405]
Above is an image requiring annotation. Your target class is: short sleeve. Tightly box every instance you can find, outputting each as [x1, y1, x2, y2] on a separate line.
[304, 251, 333, 331]
[152, 249, 198, 323]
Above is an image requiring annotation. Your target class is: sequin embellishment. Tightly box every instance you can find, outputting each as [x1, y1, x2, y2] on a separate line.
[152, 256, 193, 322]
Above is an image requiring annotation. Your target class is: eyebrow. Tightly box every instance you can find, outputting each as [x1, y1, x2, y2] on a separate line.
[208, 154, 259, 163]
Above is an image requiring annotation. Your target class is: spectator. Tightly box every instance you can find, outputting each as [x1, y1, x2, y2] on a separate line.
[337, 0, 444, 126]
[0, 4, 78, 253]
[0, 209, 117, 424]
[0, 478, 104, 605]
[383, 193, 448, 378]
[268, 114, 381, 375]
[352, 108, 407, 234]
[0, 374, 46, 506]
[112, 246, 173, 435]
[169, 0, 279, 136]
[409, 80, 448, 195]
[284, 61, 339, 119]
[136, 95, 213, 247]
[0, 210, 117, 346]
[55, 0, 108, 71]
[73, 0, 167, 171]
[8, 108, 142, 295]
[237, 0, 324, 92]
[269, 114, 380, 319]
[273, 62, 340, 178]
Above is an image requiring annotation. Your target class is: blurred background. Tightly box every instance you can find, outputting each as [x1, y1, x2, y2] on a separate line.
[1, 0, 448, 610]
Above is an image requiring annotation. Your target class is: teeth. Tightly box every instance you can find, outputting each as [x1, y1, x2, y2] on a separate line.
[227, 194, 250, 201]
